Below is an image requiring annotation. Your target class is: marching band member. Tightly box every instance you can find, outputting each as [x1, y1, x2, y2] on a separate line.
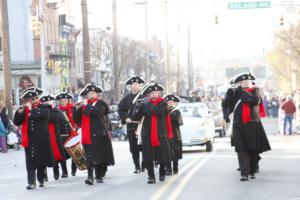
[40, 95, 67, 180]
[133, 83, 173, 184]
[164, 94, 183, 175]
[56, 92, 78, 176]
[118, 76, 145, 173]
[13, 88, 54, 189]
[222, 72, 271, 181]
[73, 83, 115, 185]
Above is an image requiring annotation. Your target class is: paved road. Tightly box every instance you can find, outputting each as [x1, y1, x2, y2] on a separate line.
[1, 118, 300, 200]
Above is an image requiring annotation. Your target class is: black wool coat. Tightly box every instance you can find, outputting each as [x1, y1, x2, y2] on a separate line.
[73, 100, 115, 166]
[222, 86, 271, 153]
[13, 104, 54, 169]
[134, 99, 172, 163]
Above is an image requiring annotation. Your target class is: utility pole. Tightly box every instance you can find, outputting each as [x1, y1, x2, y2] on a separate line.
[81, 0, 91, 84]
[187, 24, 193, 91]
[176, 10, 181, 94]
[39, 0, 47, 93]
[164, 0, 170, 93]
[112, 0, 120, 101]
[1, 0, 13, 119]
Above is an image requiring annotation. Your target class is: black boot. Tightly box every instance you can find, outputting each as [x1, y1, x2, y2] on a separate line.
[249, 174, 256, 179]
[240, 175, 249, 181]
[166, 162, 172, 176]
[71, 160, 77, 176]
[39, 181, 45, 187]
[85, 178, 94, 185]
[134, 164, 141, 174]
[53, 162, 60, 180]
[26, 184, 36, 190]
[159, 164, 166, 182]
[96, 177, 104, 183]
[173, 161, 178, 175]
[147, 177, 156, 184]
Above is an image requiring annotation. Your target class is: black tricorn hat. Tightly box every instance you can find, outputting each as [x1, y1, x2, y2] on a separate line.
[232, 72, 256, 83]
[125, 76, 145, 85]
[20, 88, 44, 99]
[56, 92, 73, 100]
[40, 95, 55, 103]
[79, 83, 103, 96]
[143, 83, 164, 95]
[164, 94, 181, 102]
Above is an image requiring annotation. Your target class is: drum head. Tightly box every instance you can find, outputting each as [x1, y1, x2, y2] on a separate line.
[64, 135, 80, 148]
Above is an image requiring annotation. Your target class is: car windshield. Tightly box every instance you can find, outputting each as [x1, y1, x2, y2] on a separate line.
[179, 106, 205, 118]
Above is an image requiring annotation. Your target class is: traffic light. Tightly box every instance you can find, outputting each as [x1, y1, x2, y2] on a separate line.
[280, 16, 284, 26]
[215, 15, 218, 25]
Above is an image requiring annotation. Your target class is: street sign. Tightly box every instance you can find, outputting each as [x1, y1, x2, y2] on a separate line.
[228, 1, 271, 9]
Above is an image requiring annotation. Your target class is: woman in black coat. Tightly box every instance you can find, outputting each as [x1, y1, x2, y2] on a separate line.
[133, 83, 173, 184]
[13, 88, 54, 189]
[73, 83, 115, 185]
[222, 73, 271, 181]
[164, 94, 183, 175]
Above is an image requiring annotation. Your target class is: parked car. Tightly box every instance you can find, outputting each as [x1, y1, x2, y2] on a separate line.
[206, 101, 227, 137]
[178, 103, 215, 152]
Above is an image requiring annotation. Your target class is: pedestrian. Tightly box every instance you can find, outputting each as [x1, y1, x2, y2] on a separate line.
[0, 103, 9, 129]
[13, 88, 54, 189]
[222, 72, 271, 181]
[118, 76, 146, 173]
[133, 83, 173, 184]
[164, 94, 183, 175]
[179, 90, 201, 103]
[56, 92, 78, 177]
[281, 97, 296, 135]
[0, 117, 8, 153]
[40, 95, 67, 180]
[73, 83, 115, 185]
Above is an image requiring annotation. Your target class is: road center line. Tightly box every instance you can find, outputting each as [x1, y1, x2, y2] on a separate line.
[167, 151, 216, 200]
[149, 154, 208, 200]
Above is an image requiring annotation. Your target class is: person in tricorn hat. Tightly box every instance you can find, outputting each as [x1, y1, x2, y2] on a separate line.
[13, 88, 54, 189]
[73, 83, 115, 185]
[133, 83, 173, 184]
[118, 76, 146, 173]
[56, 92, 78, 177]
[222, 72, 271, 181]
[164, 94, 183, 175]
[40, 95, 66, 180]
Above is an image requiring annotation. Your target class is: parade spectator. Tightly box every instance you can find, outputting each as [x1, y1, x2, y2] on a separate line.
[263, 96, 270, 117]
[0, 117, 8, 153]
[281, 97, 296, 135]
[0, 103, 9, 129]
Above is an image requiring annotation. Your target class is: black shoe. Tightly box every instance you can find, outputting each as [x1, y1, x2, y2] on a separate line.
[96, 177, 104, 183]
[249, 174, 256, 179]
[166, 170, 172, 176]
[159, 174, 165, 182]
[85, 178, 94, 185]
[71, 171, 76, 176]
[147, 177, 156, 184]
[134, 169, 140, 174]
[240, 176, 249, 181]
[61, 173, 68, 178]
[26, 184, 36, 190]
[173, 169, 178, 175]
[54, 173, 60, 180]
[237, 168, 240, 171]
[39, 182, 45, 187]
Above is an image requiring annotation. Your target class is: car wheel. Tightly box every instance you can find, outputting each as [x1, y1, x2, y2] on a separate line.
[206, 141, 213, 152]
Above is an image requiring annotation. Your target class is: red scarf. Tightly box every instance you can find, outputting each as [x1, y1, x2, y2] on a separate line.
[242, 87, 266, 124]
[21, 101, 40, 148]
[59, 103, 77, 136]
[21, 107, 30, 148]
[48, 122, 63, 161]
[149, 97, 174, 147]
[81, 97, 99, 144]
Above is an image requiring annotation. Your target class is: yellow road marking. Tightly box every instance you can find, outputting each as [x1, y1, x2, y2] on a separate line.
[167, 151, 216, 200]
[149, 154, 208, 200]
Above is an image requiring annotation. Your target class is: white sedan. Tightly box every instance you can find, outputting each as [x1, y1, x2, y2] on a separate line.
[178, 103, 215, 152]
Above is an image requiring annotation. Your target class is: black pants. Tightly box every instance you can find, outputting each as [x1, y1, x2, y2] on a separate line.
[87, 163, 106, 180]
[166, 161, 179, 172]
[146, 161, 166, 178]
[237, 151, 258, 176]
[27, 167, 46, 185]
[53, 159, 77, 175]
[127, 130, 141, 169]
